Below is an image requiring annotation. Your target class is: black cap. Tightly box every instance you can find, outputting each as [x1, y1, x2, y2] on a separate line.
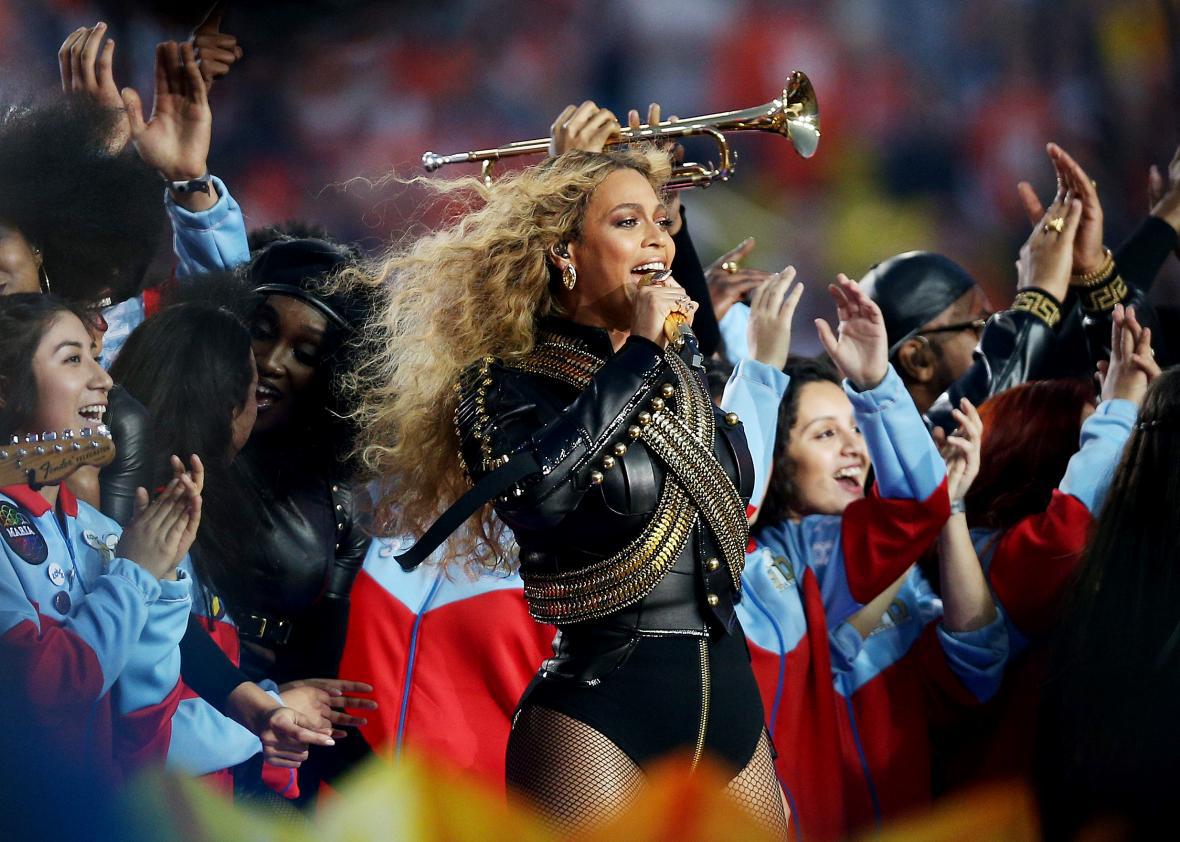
[249, 237, 364, 332]
[858, 251, 977, 357]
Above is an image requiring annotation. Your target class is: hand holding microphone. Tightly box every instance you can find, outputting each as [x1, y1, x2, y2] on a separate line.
[633, 270, 697, 348]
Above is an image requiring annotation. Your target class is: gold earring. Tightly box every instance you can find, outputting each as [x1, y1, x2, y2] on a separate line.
[562, 264, 577, 291]
[30, 246, 50, 294]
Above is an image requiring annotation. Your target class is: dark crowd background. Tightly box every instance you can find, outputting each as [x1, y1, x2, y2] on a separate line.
[1, 0, 1176, 353]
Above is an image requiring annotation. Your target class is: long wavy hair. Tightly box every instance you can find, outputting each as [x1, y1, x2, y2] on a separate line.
[338, 148, 672, 569]
[1037, 369, 1180, 837]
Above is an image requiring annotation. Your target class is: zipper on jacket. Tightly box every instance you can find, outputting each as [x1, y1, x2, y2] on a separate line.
[690, 637, 711, 772]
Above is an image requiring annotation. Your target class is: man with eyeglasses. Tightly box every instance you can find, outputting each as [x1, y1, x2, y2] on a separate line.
[860, 250, 1055, 432]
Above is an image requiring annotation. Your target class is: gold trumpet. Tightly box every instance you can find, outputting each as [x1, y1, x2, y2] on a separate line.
[421, 70, 820, 189]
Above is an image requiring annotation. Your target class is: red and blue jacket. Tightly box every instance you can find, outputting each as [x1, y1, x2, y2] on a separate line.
[830, 398, 1136, 831]
[339, 534, 556, 795]
[828, 569, 1008, 834]
[0, 482, 190, 779]
[939, 398, 1138, 791]
[738, 365, 951, 841]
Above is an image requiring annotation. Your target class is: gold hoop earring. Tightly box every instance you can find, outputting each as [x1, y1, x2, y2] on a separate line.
[562, 264, 577, 291]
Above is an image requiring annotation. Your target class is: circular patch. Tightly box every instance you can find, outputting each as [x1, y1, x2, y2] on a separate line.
[52, 591, 71, 614]
[47, 563, 67, 587]
[0, 502, 48, 565]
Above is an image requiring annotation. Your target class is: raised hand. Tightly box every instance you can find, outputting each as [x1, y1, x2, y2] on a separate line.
[746, 267, 804, 369]
[705, 237, 773, 320]
[932, 398, 982, 502]
[548, 101, 620, 157]
[1014, 189, 1083, 303]
[190, 2, 243, 87]
[59, 22, 130, 151]
[1148, 144, 1180, 257]
[815, 274, 889, 390]
[1018, 143, 1107, 278]
[122, 41, 211, 183]
[1098, 304, 1160, 407]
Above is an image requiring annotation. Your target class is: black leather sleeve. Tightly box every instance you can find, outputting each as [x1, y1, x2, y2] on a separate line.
[98, 385, 154, 525]
[925, 308, 1057, 432]
[671, 207, 721, 357]
[1115, 216, 1178, 295]
[1081, 216, 1178, 363]
[459, 336, 669, 533]
[325, 481, 370, 599]
[179, 614, 249, 714]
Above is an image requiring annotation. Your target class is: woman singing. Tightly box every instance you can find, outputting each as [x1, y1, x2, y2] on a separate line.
[346, 147, 892, 835]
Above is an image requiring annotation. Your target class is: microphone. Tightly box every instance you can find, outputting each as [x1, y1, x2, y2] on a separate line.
[638, 269, 692, 349]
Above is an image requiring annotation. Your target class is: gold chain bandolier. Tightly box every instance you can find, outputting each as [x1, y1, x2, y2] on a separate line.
[500, 330, 749, 624]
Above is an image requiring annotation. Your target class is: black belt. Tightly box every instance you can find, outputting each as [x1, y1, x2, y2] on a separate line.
[393, 452, 540, 571]
[237, 613, 294, 646]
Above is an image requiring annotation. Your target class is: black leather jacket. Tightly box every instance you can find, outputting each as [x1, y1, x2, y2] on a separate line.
[926, 215, 1177, 431]
[456, 318, 755, 644]
[232, 449, 369, 683]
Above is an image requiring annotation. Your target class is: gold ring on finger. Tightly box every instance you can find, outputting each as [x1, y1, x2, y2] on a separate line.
[721, 261, 740, 274]
[1043, 217, 1065, 234]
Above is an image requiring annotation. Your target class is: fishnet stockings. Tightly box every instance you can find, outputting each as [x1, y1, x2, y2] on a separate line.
[506, 705, 647, 835]
[724, 732, 791, 838]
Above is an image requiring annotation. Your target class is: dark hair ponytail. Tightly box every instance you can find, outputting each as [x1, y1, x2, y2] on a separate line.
[1038, 369, 1180, 837]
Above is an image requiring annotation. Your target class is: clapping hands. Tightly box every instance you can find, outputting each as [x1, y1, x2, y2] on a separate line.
[116, 454, 204, 580]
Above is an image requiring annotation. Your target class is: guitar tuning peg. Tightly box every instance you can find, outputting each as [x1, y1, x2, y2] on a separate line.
[62, 429, 74, 439]
[53, 445, 63, 453]
[34, 446, 45, 456]
[8, 436, 17, 445]
[97, 424, 111, 437]
[70, 442, 82, 451]
[42, 432, 57, 442]
[24, 433, 37, 443]
[0, 450, 8, 460]
[80, 428, 91, 437]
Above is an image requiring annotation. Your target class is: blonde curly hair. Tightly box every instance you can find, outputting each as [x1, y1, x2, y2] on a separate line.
[340, 147, 673, 570]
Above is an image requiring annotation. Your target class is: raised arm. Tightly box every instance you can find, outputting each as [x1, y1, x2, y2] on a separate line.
[987, 304, 1155, 638]
[122, 40, 249, 274]
[719, 271, 803, 511]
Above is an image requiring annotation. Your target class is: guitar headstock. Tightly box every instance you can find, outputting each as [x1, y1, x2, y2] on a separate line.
[0, 427, 116, 488]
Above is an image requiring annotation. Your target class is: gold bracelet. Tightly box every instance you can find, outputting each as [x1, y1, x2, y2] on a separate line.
[1079, 274, 1129, 314]
[1011, 289, 1062, 327]
[1071, 246, 1115, 288]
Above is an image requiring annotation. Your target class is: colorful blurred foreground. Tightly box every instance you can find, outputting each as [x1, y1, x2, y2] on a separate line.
[125, 751, 1042, 842]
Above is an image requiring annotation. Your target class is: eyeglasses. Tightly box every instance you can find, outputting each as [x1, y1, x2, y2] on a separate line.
[916, 317, 988, 340]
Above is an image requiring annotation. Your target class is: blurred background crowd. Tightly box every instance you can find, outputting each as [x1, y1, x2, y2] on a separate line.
[2, 0, 1174, 353]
